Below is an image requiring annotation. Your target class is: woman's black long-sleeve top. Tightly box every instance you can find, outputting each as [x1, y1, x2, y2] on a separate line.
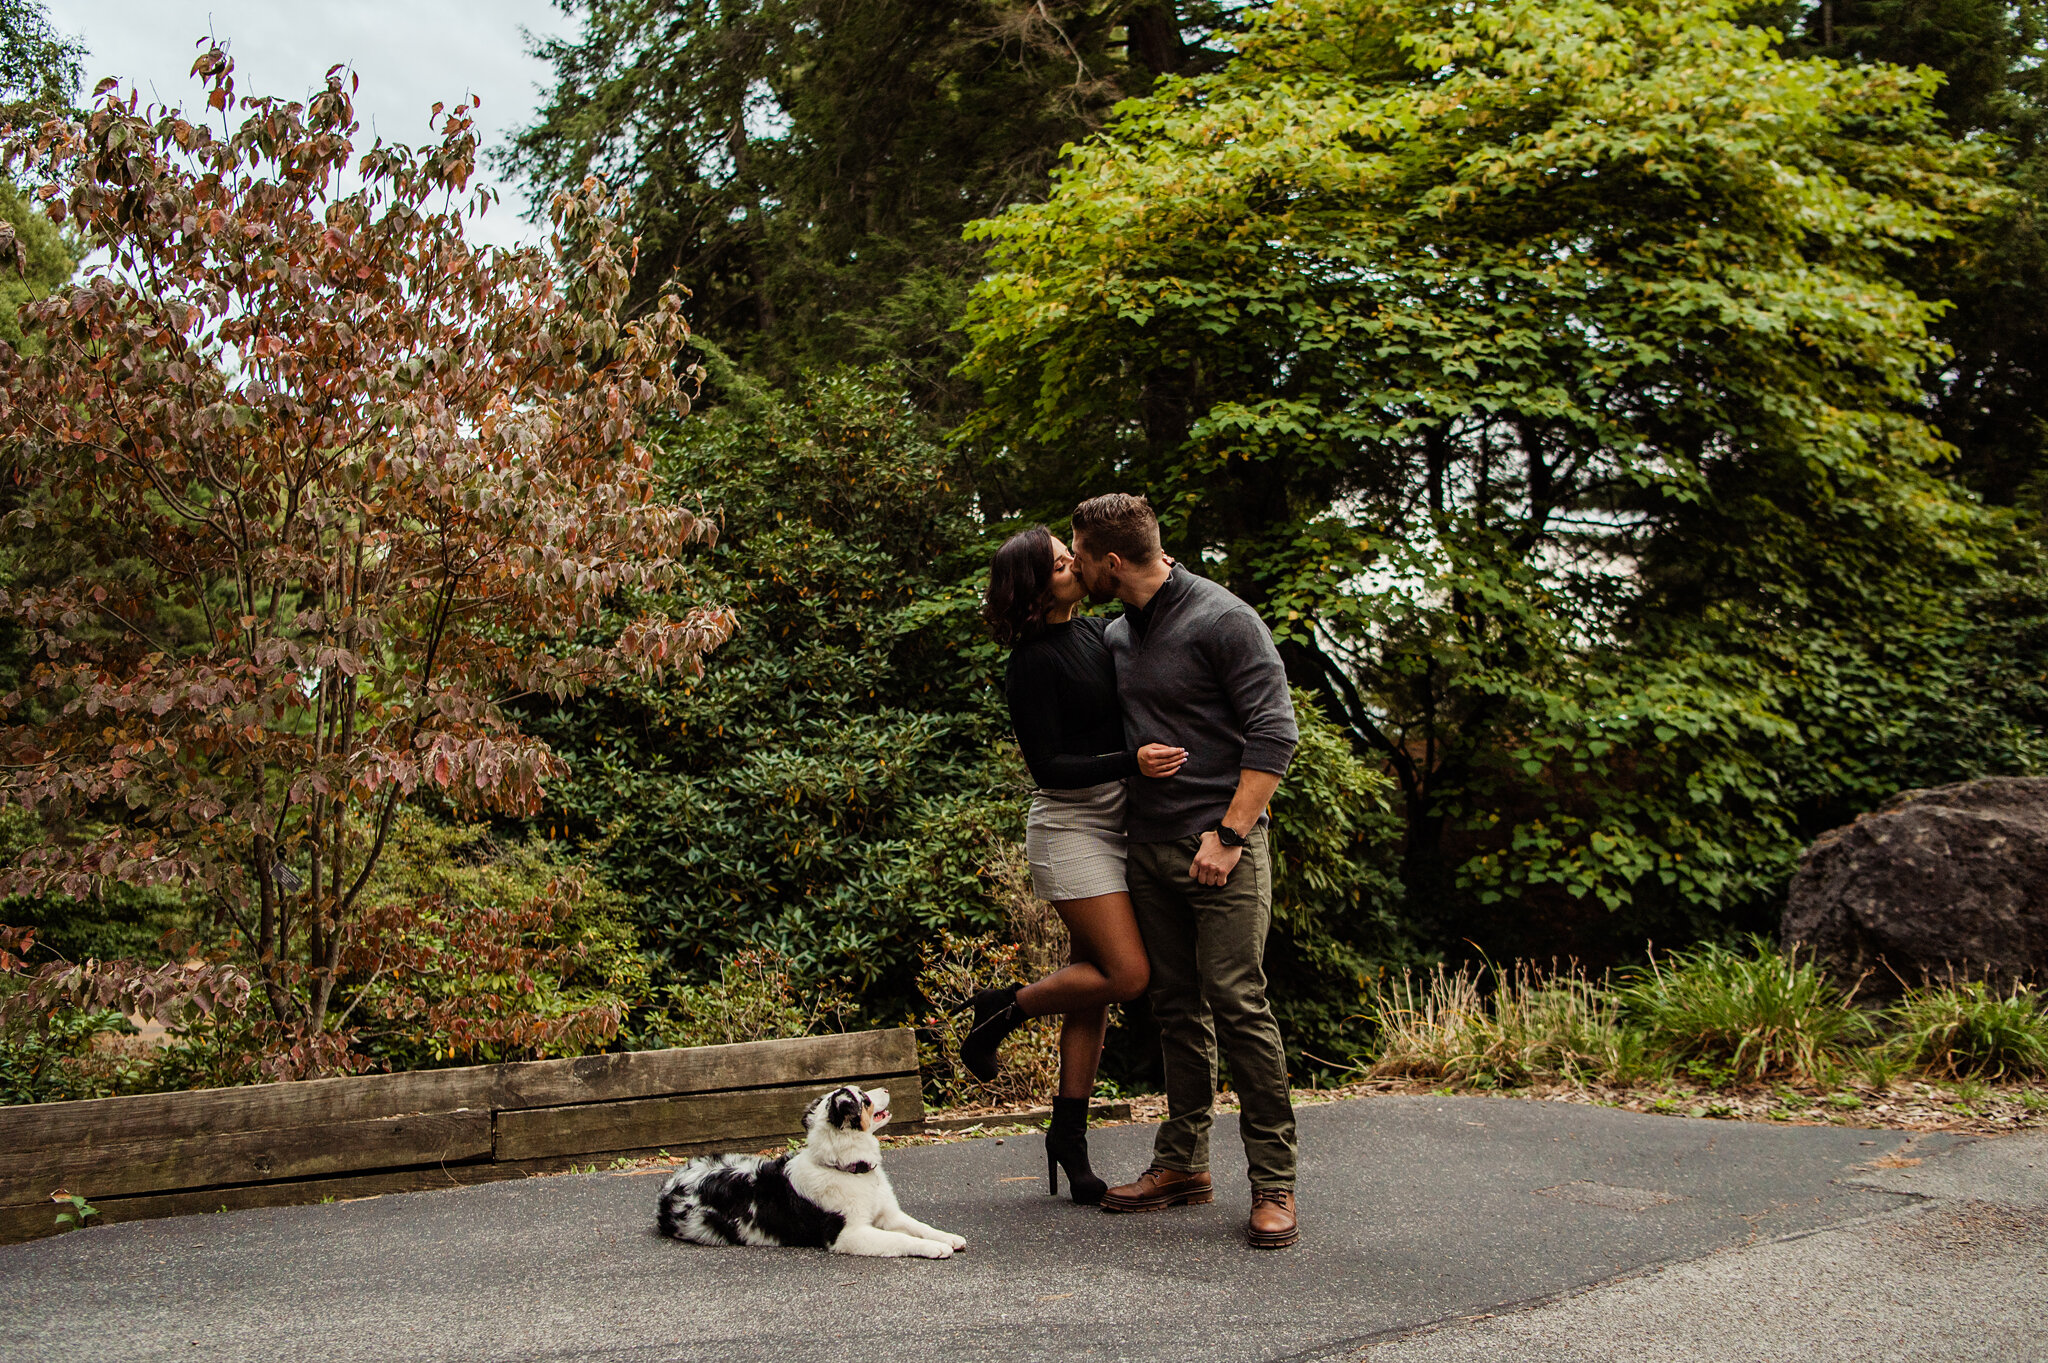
[1004, 616, 1139, 790]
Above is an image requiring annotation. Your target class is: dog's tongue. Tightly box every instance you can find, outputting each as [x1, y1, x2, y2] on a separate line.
[874, 1108, 890, 1123]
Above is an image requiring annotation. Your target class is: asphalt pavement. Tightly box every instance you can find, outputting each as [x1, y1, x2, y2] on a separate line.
[1364, 1114, 2048, 1363]
[0, 1094, 2024, 1363]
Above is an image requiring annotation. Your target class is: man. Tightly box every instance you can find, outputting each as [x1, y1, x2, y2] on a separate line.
[1067, 492, 1302, 1250]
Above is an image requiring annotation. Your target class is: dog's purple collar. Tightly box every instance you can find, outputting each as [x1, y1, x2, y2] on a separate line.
[824, 1160, 875, 1175]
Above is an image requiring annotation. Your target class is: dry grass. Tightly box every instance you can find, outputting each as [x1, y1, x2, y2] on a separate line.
[1366, 959, 1659, 1088]
[1363, 940, 1881, 1090]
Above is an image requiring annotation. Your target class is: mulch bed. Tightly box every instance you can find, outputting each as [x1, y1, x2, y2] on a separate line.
[1434, 1077, 2048, 1137]
[579, 1076, 2045, 1174]
[891, 1076, 2048, 1147]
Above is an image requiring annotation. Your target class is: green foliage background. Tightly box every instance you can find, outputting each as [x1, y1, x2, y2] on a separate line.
[515, 370, 1411, 1077]
[9, 0, 2048, 1095]
[957, 0, 2048, 965]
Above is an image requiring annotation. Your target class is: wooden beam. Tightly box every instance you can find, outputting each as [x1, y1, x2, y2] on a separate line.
[483, 1028, 915, 1113]
[0, 1147, 669, 1247]
[0, 1029, 917, 1153]
[0, 1028, 924, 1245]
[0, 1111, 931, 1245]
[0, 1109, 492, 1206]
[495, 1078, 924, 1163]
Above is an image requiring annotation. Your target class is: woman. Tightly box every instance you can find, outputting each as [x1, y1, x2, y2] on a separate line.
[964, 525, 1186, 1204]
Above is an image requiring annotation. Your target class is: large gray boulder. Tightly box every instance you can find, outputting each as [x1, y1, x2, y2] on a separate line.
[1782, 777, 2048, 997]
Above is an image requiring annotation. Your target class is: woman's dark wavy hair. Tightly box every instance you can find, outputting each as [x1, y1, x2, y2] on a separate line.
[983, 525, 1057, 647]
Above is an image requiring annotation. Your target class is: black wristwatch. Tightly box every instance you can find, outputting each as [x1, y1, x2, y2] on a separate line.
[1215, 822, 1251, 848]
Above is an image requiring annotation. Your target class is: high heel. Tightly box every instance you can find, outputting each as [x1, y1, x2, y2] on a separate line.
[1045, 1096, 1107, 1205]
[957, 984, 1025, 1083]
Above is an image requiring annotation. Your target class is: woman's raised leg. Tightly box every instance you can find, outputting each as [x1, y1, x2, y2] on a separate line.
[1016, 890, 1150, 1017]
[1016, 890, 1149, 1095]
[1017, 890, 1148, 1202]
[961, 891, 1148, 1088]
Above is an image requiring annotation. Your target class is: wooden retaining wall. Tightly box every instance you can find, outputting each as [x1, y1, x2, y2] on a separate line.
[0, 1027, 921, 1245]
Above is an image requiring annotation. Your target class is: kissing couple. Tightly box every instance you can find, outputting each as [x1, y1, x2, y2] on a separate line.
[966, 492, 1301, 1251]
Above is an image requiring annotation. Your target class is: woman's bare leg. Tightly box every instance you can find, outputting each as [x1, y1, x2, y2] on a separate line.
[1014, 891, 1150, 1100]
[1058, 1007, 1109, 1100]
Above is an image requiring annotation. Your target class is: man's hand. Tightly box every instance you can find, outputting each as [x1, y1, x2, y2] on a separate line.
[1137, 743, 1187, 779]
[1189, 831, 1242, 886]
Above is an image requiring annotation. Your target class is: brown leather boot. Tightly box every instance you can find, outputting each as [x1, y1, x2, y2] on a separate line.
[1100, 1166, 1214, 1213]
[1247, 1188, 1298, 1249]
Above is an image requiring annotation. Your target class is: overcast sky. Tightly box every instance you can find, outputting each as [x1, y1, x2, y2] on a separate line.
[43, 1, 575, 250]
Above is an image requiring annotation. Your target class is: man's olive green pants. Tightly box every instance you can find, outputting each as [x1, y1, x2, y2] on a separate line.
[1127, 830, 1297, 1189]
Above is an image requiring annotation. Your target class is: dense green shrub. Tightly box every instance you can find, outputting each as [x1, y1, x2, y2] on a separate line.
[0, 1005, 144, 1106]
[522, 370, 1013, 1018]
[1614, 939, 1869, 1084]
[653, 948, 850, 1051]
[1886, 982, 2048, 1080]
[1265, 692, 1412, 1075]
[518, 371, 1415, 1085]
[345, 815, 654, 1070]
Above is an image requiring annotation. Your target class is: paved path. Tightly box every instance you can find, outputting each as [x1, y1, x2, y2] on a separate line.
[0, 1094, 2026, 1362]
[1366, 1114, 2048, 1362]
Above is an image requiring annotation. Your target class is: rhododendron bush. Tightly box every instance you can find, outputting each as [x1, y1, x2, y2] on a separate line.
[0, 46, 733, 1074]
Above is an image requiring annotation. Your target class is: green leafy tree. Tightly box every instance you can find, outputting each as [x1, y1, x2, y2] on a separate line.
[506, 2, 1248, 407]
[0, 0, 81, 119]
[960, 0, 2045, 958]
[1777, 0, 2048, 509]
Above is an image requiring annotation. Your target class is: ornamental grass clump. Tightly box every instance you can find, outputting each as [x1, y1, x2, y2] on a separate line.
[1884, 981, 2048, 1080]
[1364, 964, 1491, 1081]
[1613, 937, 1866, 1084]
[1367, 960, 1654, 1088]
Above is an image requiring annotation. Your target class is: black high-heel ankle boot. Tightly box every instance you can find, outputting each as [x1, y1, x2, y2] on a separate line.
[957, 985, 1025, 1082]
[1045, 1096, 1107, 1205]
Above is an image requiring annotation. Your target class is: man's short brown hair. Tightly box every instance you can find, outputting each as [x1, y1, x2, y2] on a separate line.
[1070, 493, 1162, 565]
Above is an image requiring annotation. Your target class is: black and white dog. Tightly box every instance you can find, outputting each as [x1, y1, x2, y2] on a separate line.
[656, 1085, 966, 1259]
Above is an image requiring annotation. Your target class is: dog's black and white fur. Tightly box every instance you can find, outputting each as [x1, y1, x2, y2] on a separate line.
[656, 1085, 966, 1259]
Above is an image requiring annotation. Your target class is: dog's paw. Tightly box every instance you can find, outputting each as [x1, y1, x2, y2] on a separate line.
[914, 1241, 954, 1259]
[937, 1233, 967, 1252]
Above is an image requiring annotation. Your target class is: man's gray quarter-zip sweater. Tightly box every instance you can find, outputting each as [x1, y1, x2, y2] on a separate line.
[1103, 564, 1299, 843]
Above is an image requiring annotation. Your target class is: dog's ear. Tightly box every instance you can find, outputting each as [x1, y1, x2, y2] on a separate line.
[825, 1086, 864, 1131]
[803, 1092, 830, 1127]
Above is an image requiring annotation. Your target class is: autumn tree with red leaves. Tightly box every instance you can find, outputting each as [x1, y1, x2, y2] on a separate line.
[0, 48, 733, 1069]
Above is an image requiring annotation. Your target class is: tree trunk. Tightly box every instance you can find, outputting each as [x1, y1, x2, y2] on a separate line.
[250, 835, 292, 1025]
[1126, 4, 1189, 78]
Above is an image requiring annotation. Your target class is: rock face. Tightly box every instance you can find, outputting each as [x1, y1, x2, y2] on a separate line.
[1783, 777, 2048, 997]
